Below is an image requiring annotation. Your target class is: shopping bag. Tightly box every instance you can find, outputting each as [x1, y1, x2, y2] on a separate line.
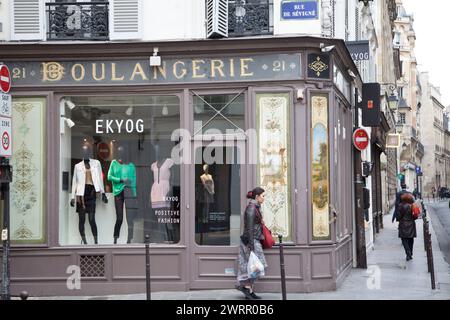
[247, 251, 265, 279]
[412, 200, 422, 220]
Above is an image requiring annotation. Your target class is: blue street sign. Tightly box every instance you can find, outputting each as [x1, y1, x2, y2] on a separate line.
[281, 0, 318, 20]
[415, 166, 421, 174]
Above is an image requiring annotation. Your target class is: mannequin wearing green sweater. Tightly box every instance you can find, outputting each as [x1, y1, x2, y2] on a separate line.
[108, 145, 138, 244]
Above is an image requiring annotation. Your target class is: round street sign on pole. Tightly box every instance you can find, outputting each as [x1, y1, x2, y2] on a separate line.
[353, 128, 369, 151]
[0, 65, 11, 93]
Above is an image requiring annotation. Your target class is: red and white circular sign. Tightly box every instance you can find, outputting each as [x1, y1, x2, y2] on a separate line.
[353, 128, 369, 151]
[97, 142, 110, 160]
[0, 65, 11, 93]
[2, 131, 10, 150]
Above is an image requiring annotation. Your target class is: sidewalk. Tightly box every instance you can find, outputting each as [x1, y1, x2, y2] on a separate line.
[24, 208, 450, 300]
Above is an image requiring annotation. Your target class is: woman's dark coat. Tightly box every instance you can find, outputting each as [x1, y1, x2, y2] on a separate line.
[398, 202, 417, 239]
[241, 200, 264, 250]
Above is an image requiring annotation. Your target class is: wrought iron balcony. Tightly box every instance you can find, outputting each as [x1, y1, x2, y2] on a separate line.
[46, 2, 109, 41]
[228, 0, 273, 37]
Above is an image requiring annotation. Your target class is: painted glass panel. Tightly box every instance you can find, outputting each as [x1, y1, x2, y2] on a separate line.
[311, 94, 330, 240]
[256, 93, 291, 240]
[10, 97, 46, 244]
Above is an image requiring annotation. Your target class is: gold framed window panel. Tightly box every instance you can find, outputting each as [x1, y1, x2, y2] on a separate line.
[311, 94, 331, 240]
[256, 93, 291, 241]
[10, 97, 46, 244]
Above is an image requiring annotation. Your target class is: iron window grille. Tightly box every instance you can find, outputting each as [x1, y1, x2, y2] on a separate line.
[228, 0, 273, 37]
[46, 2, 109, 40]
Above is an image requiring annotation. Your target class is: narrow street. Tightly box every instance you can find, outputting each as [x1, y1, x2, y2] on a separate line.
[424, 201, 450, 265]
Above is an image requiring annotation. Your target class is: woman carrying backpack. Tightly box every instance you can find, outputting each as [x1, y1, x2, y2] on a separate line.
[235, 187, 268, 300]
[398, 192, 417, 261]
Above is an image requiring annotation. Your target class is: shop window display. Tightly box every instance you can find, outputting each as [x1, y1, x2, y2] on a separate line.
[195, 146, 241, 246]
[59, 95, 180, 245]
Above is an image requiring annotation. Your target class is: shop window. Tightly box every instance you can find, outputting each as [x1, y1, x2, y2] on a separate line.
[193, 92, 245, 136]
[6, 97, 47, 244]
[59, 95, 180, 245]
[256, 93, 292, 241]
[195, 146, 242, 246]
[311, 93, 331, 241]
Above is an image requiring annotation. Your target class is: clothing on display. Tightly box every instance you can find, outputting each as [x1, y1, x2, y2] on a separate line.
[71, 159, 105, 199]
[71, 159, 106, 244]
[107, 159, 137, 197]
[150, 158, 174, 209]
[108, 159, 138, 243]
[113, 188, 138, 244]
[200, 170, 215, 223]
[76, 184, 98, 244]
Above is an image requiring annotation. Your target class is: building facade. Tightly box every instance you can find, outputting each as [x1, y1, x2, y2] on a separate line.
[0, 0, 366, 296]
[393, 0, 424, 194]
[419, 72, 449, 196]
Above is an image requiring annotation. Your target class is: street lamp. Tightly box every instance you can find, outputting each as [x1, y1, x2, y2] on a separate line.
[388, 93, 399, 110]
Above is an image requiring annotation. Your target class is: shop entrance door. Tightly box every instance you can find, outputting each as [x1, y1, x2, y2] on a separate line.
[188, 91, 248, 289]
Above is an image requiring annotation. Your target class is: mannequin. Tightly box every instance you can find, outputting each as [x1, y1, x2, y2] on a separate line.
[200, 164, 215, 223]
[70, 143, 108, 245]
[150, 141, 174, 209]
[108, 144, 138, 244]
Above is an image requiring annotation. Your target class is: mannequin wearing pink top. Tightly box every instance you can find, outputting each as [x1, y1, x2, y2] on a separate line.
[150, 158, 174, 209]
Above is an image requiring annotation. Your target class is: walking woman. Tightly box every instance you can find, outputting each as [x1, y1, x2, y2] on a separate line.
[398, 192, 417, 261]
[236, 187, 268, 299]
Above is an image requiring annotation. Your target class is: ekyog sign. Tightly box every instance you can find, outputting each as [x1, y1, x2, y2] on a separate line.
[281, 0, 318, 20]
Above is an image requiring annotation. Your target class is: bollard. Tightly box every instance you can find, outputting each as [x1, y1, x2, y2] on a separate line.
[428, 233, 436, 290]
[145, 234, 151, 300]
[278, 234, 287, 300]
[19, 291, 28, 300]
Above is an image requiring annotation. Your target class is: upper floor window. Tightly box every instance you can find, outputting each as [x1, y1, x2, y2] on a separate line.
[228, 0, 273, 37]
[46, 1, 109, 40]
[398, 112, 406, 125]
[206, 0, 273, 39]
[11, 0, 141, 41]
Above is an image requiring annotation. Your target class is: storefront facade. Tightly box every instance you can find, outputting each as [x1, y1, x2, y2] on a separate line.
[0, 36, 360, 296]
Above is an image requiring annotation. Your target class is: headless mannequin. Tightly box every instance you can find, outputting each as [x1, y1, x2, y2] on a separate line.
[150, 142, 175, 242]
[200, 164, 215, 223]
[109, 145, 138, 244]
[70, 144, 108, 245]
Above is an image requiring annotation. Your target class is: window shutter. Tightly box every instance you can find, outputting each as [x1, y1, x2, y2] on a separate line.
[109, 0, 141, 40]
[206, 0, 228, 39]
[11, 0, 45, 41]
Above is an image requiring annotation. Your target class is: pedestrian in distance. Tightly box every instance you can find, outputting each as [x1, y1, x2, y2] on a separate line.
[393, 182, 412, 223]
[397, 192, 417, 261]
[235, 187, 268, 300]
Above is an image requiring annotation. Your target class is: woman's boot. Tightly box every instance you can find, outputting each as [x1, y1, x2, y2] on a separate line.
[94, 236, 98, 245]
[81, 235, 87, 245]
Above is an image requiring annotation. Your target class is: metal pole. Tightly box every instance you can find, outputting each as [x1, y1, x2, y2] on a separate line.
[1, 162, 11, 300]
[354, 88, 367, 268]
[145, 234, 151, 300]
[278, 234, 287, 300]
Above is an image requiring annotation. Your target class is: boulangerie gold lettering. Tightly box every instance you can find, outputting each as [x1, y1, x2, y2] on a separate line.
[111, 63, 125, 81]
[92, 63, 106, 81]
[173, 61, 187, 79]
[71, 64, 85, 81]
[192, 59, 206, 79]
[153, 62, 167, 80]
[240, 58, 254, 77]
[130, 63, 148, 81]
[211, 59, 225, 78]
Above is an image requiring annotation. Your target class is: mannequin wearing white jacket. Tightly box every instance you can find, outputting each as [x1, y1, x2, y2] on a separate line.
[70, 147, 108, 244]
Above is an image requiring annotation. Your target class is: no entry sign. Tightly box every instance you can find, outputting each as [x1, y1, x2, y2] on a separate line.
[0, 65, 11, 93]
[353, 128, 369, 151]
